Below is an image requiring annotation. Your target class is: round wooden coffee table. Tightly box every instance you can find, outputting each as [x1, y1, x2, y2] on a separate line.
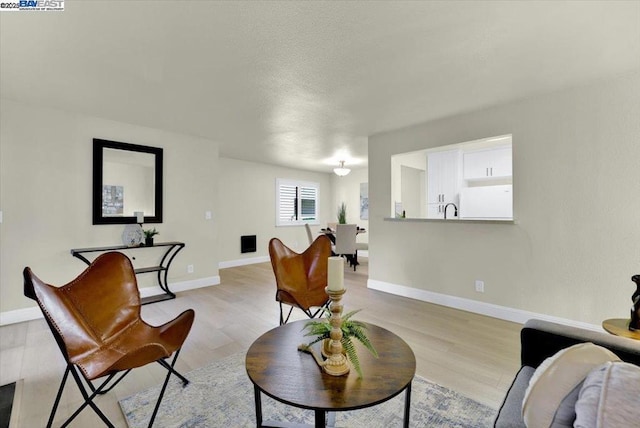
[245, 320, 416, 428]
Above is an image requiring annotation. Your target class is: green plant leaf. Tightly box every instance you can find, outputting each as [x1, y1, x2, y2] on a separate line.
[302, 323, 331, 338]
[337, 202, 347, 224]
[342, 309, 362, 321]
[306, 335, 329, 347]
[350, 325, 379, 358]
[300, 307, 378, 377]
[143, 227, 159, 238]
[342, 336, 363, 378]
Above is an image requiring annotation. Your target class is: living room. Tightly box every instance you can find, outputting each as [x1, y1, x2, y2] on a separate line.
[1, 1, 639, 427]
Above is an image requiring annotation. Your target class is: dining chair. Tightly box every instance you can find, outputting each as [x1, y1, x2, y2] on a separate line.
[23, 251, 195, 427]
[268, 235, 332, 325]
[334, 223, 358, 271]
[304, 223, 314, 246]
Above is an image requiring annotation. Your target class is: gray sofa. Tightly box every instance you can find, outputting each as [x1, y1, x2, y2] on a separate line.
[493, 319, 640, 427]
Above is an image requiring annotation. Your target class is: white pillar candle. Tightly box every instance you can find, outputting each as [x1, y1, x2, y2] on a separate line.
[135, 211, 144, 224]
[327, 256, 344, 291]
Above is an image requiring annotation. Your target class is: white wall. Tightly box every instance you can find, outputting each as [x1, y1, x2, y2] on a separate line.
[331, 167, 369, 244]
[400, 165, 425, 218]
[0, 99, 219, 316]
[368, 71, 640, 325]
[217, 158, 334, 264]
[391, 151, 426, 217]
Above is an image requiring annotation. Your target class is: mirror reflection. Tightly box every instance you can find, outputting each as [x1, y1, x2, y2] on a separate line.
[102, 149, 156, 217]
[93, 139, 163, 225]
[391, 135, 513, 221]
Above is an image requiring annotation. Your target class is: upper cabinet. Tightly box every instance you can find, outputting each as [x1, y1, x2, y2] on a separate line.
[463, 146, 512, 181]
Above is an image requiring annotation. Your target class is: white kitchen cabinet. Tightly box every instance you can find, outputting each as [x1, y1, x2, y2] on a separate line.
[426, 149, 462, 219]
[463, 146, 512, 180]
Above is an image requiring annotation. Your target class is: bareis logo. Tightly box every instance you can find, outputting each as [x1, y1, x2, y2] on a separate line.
[0, 0, 64, 11]
[20, 0, 63, 7]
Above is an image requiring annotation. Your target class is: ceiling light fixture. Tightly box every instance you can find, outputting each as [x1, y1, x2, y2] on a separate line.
[333, 160, 351, 177]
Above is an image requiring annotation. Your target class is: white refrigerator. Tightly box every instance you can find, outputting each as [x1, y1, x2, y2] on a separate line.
[459, 185, 513, 219]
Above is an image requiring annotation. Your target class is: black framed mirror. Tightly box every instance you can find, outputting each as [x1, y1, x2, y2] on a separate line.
[93, 138, 163, 225]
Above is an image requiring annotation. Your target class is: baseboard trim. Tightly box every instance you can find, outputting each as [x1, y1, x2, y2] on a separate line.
[219, 256, 270, 269]
[367, 279, 603, 332]
[0, 307, 42, 326]
[219, 253, 364, 268]
[172, 275, 220, 292]
[138, 275, 220, 298]
[0, 276, 221, 326]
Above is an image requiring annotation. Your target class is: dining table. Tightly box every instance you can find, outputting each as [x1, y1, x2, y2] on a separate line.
[319, 227, 366, 268]
[318, 226, 366, 242]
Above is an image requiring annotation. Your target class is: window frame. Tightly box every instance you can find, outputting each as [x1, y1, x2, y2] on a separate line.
[275, 178, 320, 227]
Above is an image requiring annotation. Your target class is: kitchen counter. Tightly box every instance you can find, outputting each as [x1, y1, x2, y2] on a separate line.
[384, 217, 516, 225]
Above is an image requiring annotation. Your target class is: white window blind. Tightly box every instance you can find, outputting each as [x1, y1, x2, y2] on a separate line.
[276, 179, 319, 226]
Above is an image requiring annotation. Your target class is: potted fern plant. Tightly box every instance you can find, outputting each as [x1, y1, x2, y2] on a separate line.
[302, 309, 378, 378]
[143, 228, 159, 246]
[337, 202, 347, 224]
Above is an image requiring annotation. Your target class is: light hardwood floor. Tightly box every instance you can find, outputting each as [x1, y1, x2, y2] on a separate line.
[0, 258, 522, 427]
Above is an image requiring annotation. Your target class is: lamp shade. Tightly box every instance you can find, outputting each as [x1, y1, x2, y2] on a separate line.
[333, 161, 351, 177]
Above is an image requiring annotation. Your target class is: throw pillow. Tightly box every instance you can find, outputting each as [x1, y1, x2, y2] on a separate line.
[522, 342, 620, 428]
[574, 361, 640, 428]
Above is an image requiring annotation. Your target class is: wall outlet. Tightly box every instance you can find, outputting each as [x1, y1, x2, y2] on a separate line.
[187, 264, 194, 274]
[205, 211, 212, 220]
[475, 280, 485, 293]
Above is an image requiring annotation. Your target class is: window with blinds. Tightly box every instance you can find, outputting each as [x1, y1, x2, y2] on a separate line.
[276, 179, 319, 226]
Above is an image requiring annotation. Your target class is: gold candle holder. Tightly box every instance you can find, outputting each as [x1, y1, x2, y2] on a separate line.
[322, 287, 350, 376]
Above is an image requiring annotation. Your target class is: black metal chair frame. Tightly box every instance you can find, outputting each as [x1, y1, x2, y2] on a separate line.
[279, 299, 330, 326]
[40, 312, 189, 428]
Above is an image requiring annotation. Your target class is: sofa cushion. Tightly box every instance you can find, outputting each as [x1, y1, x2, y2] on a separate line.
[522, 343, 620, 428]
[574, 361, 640, 428]
[494, 366, 534, 428]
[549, 382, 583, 428]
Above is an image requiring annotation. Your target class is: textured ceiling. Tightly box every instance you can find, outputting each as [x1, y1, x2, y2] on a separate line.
[1, 1, 639, 173]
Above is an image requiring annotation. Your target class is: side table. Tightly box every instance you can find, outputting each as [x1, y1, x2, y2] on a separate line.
[602, 318, 640, 341]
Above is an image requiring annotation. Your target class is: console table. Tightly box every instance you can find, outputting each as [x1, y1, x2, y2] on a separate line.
[70, 241, 185, 305]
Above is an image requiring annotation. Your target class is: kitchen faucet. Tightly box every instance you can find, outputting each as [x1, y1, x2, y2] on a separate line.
[443, 203, 458, 219]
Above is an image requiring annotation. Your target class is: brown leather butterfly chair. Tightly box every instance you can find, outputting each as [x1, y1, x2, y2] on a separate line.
[23, 251, 195, 428]
[268, 235, 332, 325]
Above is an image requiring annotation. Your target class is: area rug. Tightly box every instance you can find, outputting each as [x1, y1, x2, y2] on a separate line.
[119, 353, 496, 427]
